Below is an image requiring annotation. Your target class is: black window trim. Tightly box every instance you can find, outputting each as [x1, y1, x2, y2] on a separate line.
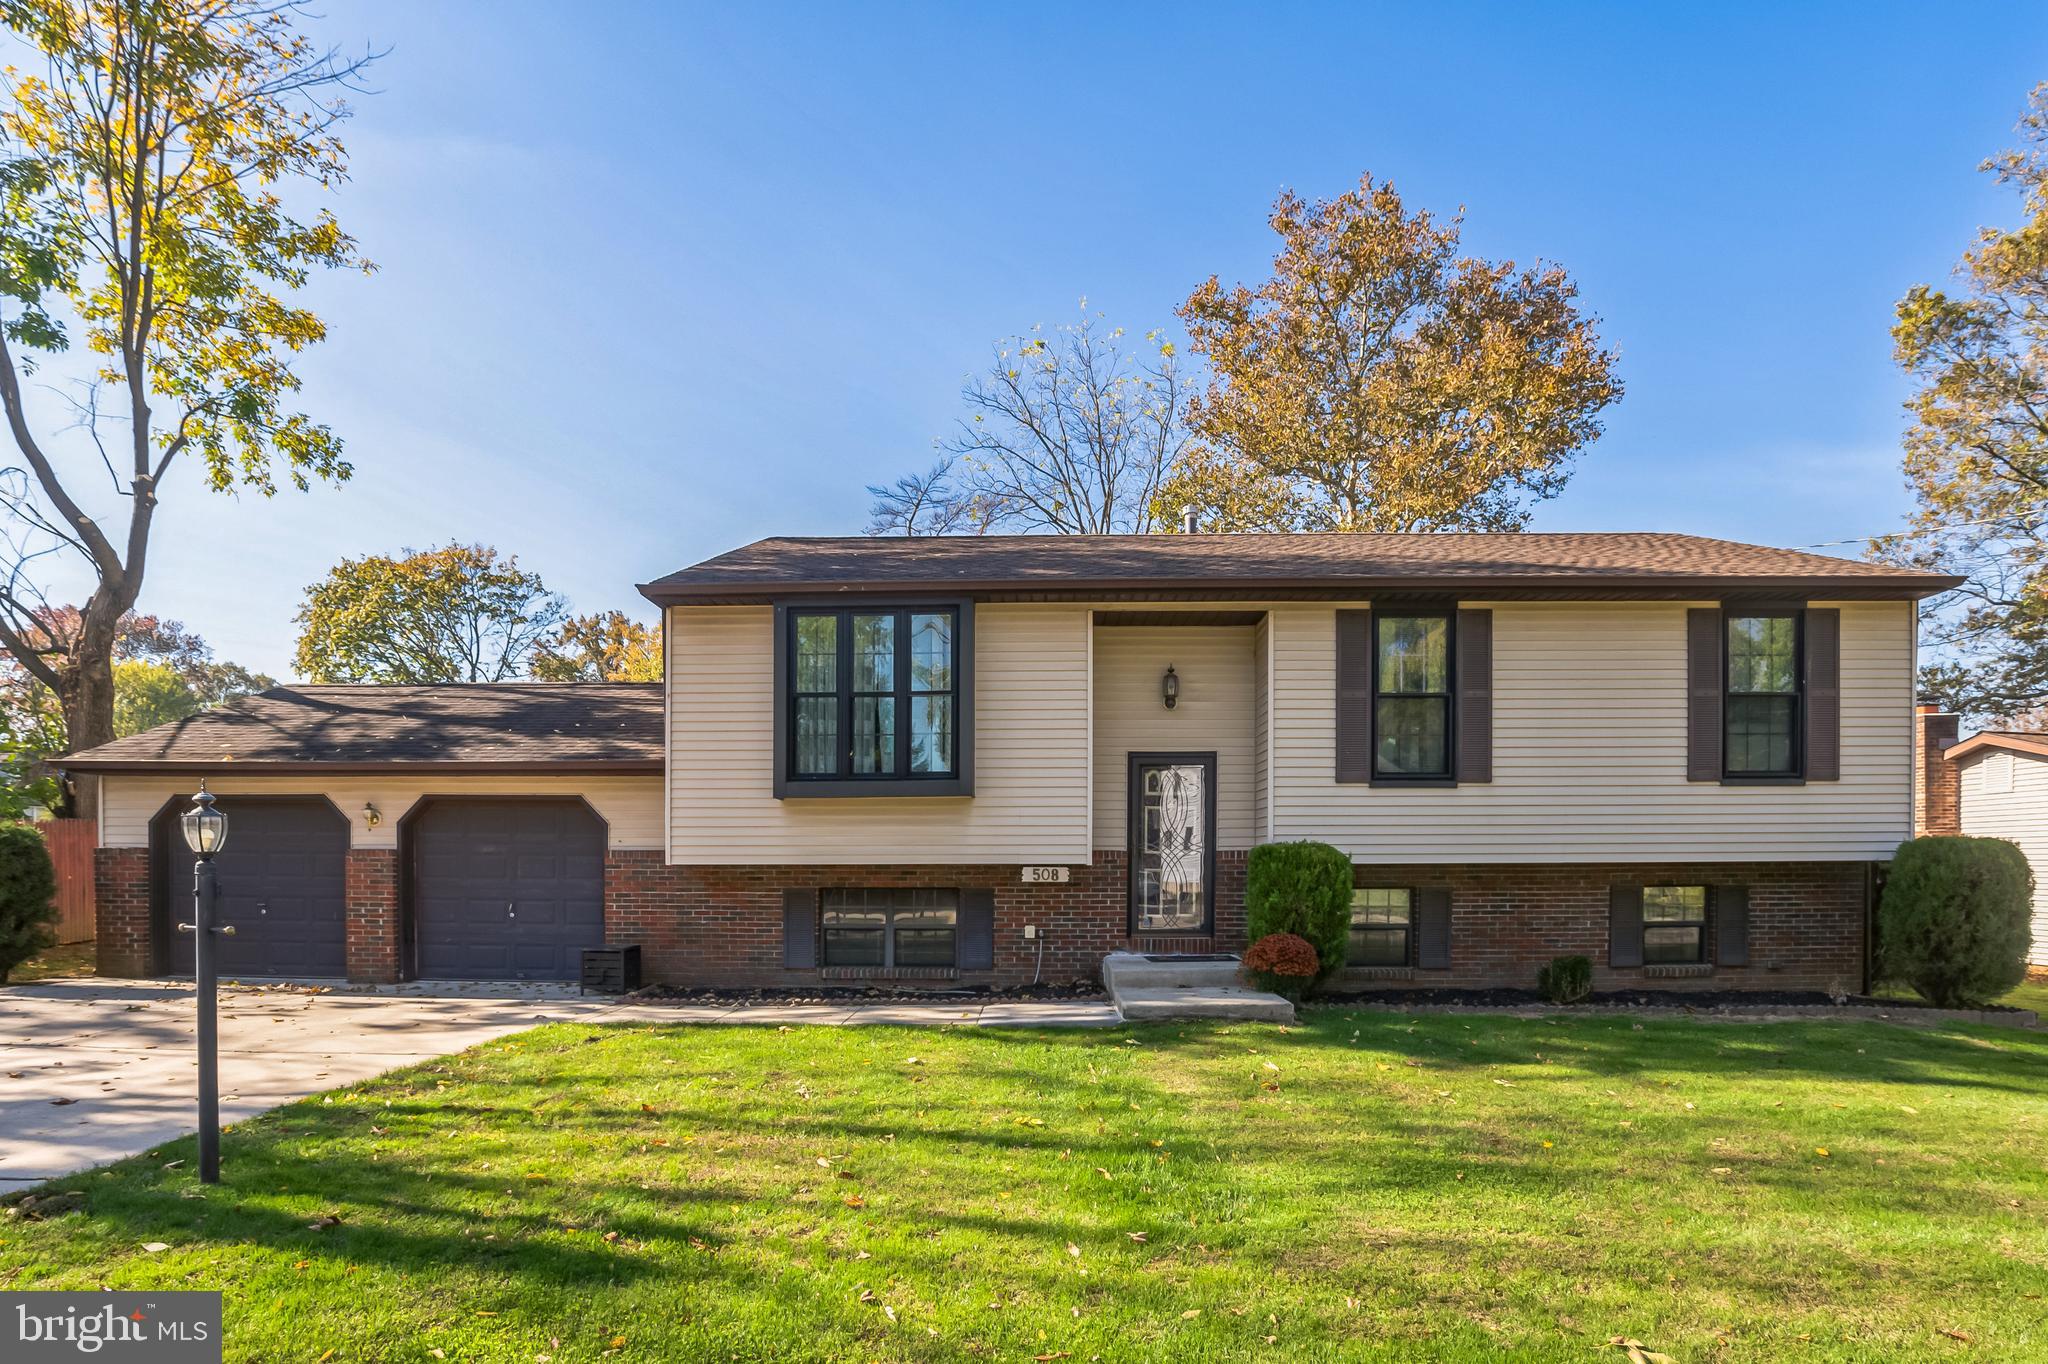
[1642, 883, 1710, 966]
[1369, 606, 1457, 786]
[1721, 605, 1805, 785]
[772, 599, 975, 798]
[1350, 885, 1415, 967]
[818, 887, 962, 970]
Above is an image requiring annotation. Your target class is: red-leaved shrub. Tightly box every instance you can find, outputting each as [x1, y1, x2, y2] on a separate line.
[1243, 932, 1320, 999]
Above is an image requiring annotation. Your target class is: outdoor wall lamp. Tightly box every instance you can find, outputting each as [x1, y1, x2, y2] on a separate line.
[363, 802, 382, 830]
[1162, 665, 1180, 710]
[177, 782, 231, 1185]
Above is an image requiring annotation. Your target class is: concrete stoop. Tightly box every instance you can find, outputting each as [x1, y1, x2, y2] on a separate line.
[1100, 952, 1295, 1024]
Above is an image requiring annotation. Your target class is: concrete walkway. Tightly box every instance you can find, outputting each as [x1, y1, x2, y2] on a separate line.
[0, 980, 1118, 1185]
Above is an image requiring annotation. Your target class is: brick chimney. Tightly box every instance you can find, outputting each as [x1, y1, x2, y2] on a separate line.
[1914, 702, 1961, 837]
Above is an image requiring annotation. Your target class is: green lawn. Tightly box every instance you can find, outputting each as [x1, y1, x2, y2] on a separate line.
[3, 1013, 2045, 1363]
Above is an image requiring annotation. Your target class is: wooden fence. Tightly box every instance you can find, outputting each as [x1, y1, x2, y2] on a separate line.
[34, 818, 95, 943]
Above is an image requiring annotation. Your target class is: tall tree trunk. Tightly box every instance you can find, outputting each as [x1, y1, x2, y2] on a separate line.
[56, 651, 114, 820]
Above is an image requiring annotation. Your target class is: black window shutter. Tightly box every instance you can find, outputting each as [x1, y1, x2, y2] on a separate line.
[958, 889, 996, 970]
[1609, 883, 1645, 967]
[781, 889, 817, 969]
[1805, 608, 1841, 782]
[1336, 610, 1372, 783]
[1455, 609, 1492, 783]
[1686, 608, 1723, 782]
[1714, 885, 1750, 967]
[1415, 888, 1453, 969]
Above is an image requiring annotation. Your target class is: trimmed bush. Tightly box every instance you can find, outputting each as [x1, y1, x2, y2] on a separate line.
[1879, 835, 2032, 1007]
[1245, 840, 1352, 977]
[1242, 932, 1320, 1000]
[0, 823, 58, 984]
[1537, 954, 1593, 1005]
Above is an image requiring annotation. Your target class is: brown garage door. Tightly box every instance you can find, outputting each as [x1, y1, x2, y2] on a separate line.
[410, 799, 605, 980]
[161, 797, 348, 978]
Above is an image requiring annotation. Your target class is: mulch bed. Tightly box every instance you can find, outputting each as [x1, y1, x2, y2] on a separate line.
[625, 980, 1107, 1006]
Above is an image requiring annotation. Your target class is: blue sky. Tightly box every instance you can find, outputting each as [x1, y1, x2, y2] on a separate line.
[24, 2, 2048, 677]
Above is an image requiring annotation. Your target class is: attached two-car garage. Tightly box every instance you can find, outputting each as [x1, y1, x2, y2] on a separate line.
[72, 683, 667, 985]
[151, 795, 609, 982]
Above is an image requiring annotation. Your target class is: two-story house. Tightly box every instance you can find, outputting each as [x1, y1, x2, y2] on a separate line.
[69, 532, 1957, 994]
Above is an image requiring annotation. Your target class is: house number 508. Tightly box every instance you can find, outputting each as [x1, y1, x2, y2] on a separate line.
[1020, 866, 1070, 884]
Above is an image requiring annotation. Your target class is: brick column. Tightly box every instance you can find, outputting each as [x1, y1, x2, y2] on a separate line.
[94, 845, 152, 977]
[1914, 703, 1961, 836]
[345, 848, 400, 983]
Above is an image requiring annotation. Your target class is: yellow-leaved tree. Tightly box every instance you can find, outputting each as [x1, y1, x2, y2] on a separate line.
[533, 610, 662, 683]
[1876, 84, 2048, 721]
[0, 0, 375, 805]
[1155, 175, 1622, 533]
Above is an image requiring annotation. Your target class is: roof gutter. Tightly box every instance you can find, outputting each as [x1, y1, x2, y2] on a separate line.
[56, 759, 665, 776]
[638, 572, 1966, 606]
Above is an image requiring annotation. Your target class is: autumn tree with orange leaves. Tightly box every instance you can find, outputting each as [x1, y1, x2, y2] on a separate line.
[1154, 176, 1622, 533]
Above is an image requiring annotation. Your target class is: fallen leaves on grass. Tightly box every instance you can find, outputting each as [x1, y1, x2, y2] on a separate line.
[1609, 1337, 1678, 1364]
[141, 1241, 169, 1253]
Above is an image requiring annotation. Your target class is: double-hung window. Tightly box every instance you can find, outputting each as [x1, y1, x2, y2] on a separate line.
[820, 889, 959, 968]
[1373, 614, 1452, 779]
[1350, 888, 1413, 966]
[781, 605, 967, 793]
[1725, 612, 1801, 778]
[1642, 885, 1708, 964]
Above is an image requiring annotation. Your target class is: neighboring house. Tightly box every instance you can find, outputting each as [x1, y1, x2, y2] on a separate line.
[64, 533, 1957, 993]
[1932, 727, 2048, 967]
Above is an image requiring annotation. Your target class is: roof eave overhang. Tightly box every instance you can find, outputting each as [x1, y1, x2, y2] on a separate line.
[57, 759, 665, 776]
[639, 573, 1966, 606]
[1943, 734, 2048, 764]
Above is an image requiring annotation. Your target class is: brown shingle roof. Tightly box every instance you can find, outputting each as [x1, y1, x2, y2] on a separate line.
[60, 683, 663, 772]
[639, 533, 1960, 603]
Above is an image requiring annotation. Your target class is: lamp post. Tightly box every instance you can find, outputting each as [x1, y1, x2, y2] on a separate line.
[178, 783, 230, 1184]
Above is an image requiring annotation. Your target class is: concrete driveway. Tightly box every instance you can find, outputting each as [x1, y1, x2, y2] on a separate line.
[0, 981, 1118, 1185]
[0, 980, 625, 1185]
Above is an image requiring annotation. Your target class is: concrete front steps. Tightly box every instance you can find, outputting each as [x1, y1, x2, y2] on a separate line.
[1101, 952, 1295, 1023]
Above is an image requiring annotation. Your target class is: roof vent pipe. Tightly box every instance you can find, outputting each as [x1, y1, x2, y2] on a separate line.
[1181, 507, 1197, 535]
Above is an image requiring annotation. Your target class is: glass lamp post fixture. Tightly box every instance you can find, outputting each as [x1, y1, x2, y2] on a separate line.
[178, 783, 231, 1184]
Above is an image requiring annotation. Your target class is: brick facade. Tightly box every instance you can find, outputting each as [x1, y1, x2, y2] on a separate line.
[1347, 860, 1869, 993]
[344, 848, 401, 983]
[94, 845, 151, 976]
[604, 850, 1253, 988]
[600, 852, 1865, 993]
[95, 838, 1870, 994]
[1915, 704, 1961, 837]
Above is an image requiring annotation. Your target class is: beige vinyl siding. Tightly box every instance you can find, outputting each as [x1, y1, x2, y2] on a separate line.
[1091, 624, 1258, 851]
[1252, 614, 1271, 843]
[1957, 748, 2048, 966]
[1269, 599, 1915, 863]
[98, 773, 664, 850]
[668, 603, 1091, 865]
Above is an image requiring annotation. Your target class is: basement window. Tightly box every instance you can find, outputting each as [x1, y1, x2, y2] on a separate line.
[1642, 885, 1708, 965]
[820, 889, 959, 968]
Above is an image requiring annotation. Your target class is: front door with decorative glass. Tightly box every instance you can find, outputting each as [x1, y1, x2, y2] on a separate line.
[1128, 752, 1217, 935]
